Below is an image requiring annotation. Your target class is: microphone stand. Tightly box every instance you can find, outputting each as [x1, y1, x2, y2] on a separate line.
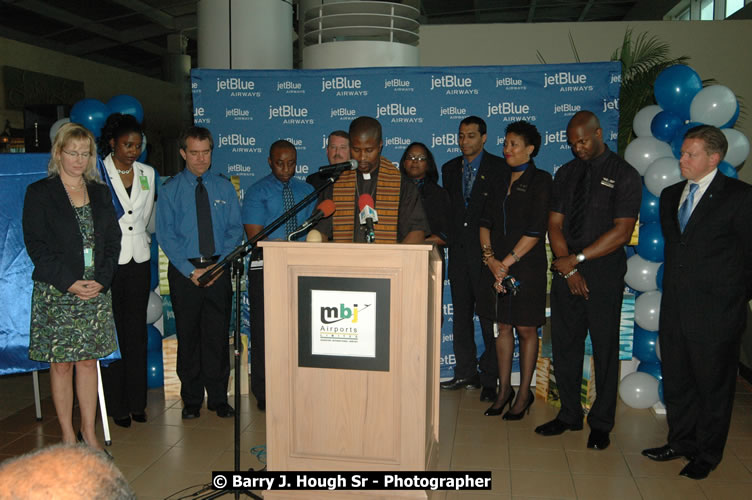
[199, 167, 347, 499]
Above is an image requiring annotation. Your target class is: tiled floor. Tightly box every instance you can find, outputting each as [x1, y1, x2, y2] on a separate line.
[1, 371, 752, 499]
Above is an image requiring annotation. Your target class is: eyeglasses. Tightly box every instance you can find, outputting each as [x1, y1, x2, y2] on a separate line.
[62, 150, 92, 159]
[407, 155, 427, 162]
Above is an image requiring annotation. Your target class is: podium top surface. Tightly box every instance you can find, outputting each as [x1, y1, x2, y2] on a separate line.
[258, 241, 436, 253]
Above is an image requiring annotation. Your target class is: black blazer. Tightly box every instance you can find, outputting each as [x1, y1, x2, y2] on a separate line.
[659, 173, 752, 343]
[441, 150, 509, 279]
[23, 176, 122, 294]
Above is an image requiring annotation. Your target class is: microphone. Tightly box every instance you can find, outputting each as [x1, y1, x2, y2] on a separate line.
[318, 159, 358, 175]
[290, 199, 335, 237]
[358, 194, 378, 243]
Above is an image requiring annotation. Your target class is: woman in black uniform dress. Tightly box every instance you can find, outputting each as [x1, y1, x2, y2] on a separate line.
[477, 121, 552, 420]
[399, 142, 451, 275]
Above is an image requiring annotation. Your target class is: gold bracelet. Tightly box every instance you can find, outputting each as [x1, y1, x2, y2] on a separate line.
[510, 250, 521, 263]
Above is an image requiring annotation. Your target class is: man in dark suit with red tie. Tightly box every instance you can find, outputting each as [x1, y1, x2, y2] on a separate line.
[643, 125, 752, 480]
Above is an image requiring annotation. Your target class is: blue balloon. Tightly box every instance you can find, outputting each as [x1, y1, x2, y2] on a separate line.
[106, 95, 144, 124]
[146, 349, 164, 389]
[147, 324, 163, 352]
[638, 361, 663, 381]
[718, 161, 738, 179]
[651, 110, 683, 143]
[639, 184, 660, 224]
[721, 103, 740, 129]
[671, 121, 703, 159]
[654, 65, 703, 121]
[633, 325, 660, 363]
[636, 222, 665, 262]
[70, 99, 111, 138]
[656, 263, 664, 290]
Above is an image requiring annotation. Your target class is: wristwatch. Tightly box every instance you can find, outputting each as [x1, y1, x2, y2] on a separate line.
[576, 252, 586, 263]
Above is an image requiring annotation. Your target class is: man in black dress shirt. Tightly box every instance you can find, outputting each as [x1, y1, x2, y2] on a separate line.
[440, 116, 510, 401]
[537, 111, 641, 450]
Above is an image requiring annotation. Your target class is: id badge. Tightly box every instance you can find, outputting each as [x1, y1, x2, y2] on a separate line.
[140, 175, 149, 190]
[83, 247, 94, 268]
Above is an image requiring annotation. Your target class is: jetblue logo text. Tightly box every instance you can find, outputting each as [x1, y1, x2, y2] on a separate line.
[384, 78, 412, 91]
[216, 78, 260, 97]
[543, 72, 594, 92]
[430, 75, 478, 95]
[321, 77, 367, 96]
[376, 103, 423, 124]
[276, 81, 304, 93]
[268, 105, 314, 124]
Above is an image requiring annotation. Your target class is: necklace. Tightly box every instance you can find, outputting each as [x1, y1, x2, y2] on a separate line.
[63, 180, 85, 191]
[116, 167, 133, 175]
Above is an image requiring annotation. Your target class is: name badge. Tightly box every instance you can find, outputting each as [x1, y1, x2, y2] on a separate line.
[140, 175, 149, 190]
[600, 177, 615, 188]
[83, 247, 94, 268]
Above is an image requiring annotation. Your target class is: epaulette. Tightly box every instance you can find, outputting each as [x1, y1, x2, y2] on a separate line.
[161, 175, 175, 185]
[218, 172, 231, 182]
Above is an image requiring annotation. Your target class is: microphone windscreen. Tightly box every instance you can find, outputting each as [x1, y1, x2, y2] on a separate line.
[305, 229, 323, 242]
[349, 159, 359, 170]
[317, 199, 336, 217]
[358, 193, 375, 211]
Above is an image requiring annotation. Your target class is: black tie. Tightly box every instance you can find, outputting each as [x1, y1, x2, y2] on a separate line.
[195, 176, 215, 257]
[568, 165, 591, 240]
[283, 182, 296, 238]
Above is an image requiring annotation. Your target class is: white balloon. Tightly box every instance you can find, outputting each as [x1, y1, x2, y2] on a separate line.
[141, 132, 147, 154]
[146, 291, 163, 324]
[689, 85, 738, 127]
[722, 128, 750, 167]
[625, 254, 661, 292]
[49, 117, 71, 144]
[644, 157, 684, 197]
[624, 137, 675, 176]
[633, 105, 662, 138]
[635, 290, 662, 331]
[619, 372, 660, 409]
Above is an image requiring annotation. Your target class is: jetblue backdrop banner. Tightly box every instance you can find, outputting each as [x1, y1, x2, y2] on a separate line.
[191, 62, 622, 380]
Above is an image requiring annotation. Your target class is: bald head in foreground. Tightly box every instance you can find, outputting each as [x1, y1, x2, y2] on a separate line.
[0, 444, 135, 499]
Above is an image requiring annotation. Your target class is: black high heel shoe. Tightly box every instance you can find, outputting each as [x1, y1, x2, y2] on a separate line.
[484, 387, 515, 416]
[77, 430, 113, 460]
[503, 389, 534, 421]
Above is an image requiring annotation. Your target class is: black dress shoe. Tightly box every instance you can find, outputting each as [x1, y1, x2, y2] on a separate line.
[131, 412, 147, 423]
[680, 459, 715, 480]
[480, 386, 497, 402]
[257, 399, 266, 412]
[642, 444, 689, 462]
[534, 418, 583, 436]
[440, 374, 481, 391]
[113, 415, 131, 428]
[587, 429, 610, 450]
[209, 402, 235, 418]
[181, 406, 201, 419]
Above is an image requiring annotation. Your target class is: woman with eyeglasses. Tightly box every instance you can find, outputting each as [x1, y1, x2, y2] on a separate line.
[399, 142, 451, 275]
[476, 121, 552, 420]
[97, 113, 156, 428]
[22, 123, 121, 453]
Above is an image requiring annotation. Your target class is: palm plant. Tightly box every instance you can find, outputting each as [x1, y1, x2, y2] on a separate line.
[610, 29, 689, 155]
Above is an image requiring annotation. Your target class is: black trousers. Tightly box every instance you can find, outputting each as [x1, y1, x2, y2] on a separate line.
[101, 259, 150, 418]
[248, 257, 265, 403]
[449, 257, 497, 388]
[167, 263, 232, 408]
[661, 324, 740, 466]
[550, 252, 626, 433]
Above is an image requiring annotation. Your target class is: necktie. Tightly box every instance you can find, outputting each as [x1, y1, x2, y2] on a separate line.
[462, 162, 474, 204]
[678, 183, 699, 232]
[283, 182, 297, 238]
[568, 165, 591, 240]
[195, 177, 215, 257]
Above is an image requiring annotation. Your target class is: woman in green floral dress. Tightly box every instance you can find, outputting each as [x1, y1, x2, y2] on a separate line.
[22, 123, 121, 453]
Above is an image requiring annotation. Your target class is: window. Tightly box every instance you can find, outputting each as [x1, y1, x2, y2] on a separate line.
[726, 0, 745, 15]
[700, 0, 714, 19]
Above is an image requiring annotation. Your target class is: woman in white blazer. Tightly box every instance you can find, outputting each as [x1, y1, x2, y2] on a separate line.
[98, 113, 156, 428]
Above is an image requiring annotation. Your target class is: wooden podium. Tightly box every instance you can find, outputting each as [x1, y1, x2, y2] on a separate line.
[259, 241, 443, 499]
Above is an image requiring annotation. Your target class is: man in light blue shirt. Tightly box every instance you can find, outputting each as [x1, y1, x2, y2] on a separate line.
[242, 140, 315, 411]
[156, 126, 243, 419]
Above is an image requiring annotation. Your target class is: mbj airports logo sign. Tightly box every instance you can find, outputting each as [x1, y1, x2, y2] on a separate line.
[310, 290, 376, 358]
